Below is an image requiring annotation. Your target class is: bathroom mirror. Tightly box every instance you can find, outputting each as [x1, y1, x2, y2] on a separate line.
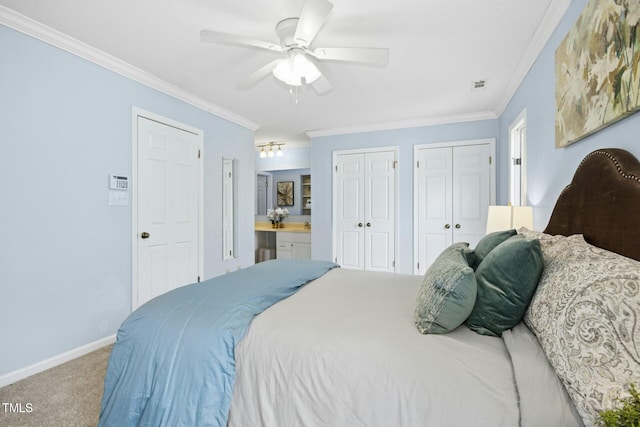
[222, 158, 236, 260]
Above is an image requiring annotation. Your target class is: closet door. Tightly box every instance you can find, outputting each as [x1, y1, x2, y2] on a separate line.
[335, 153, 366, 270]
[415, 142, 493, 274]
[334, 149, 397, 272]
[415, 147, 453, 273]
[452, 144, 491, 245]
[364, 151, 396, 272]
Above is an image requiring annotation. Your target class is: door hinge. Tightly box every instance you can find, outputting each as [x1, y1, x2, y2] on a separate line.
[392, 260, 396, 268]
[489, 156, 492, 164]
[513, 158, 522, 165]
[197, 276, 201, 283]
[393, 160, 398, 169]
[417, 262, 420, 270]
[335, 257, 338, 263]
[335, 165, 338, 172]
[416, 161, 420, 168]
[198, 149, 201, 159]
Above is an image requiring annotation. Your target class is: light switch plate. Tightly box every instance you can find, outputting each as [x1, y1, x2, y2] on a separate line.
[109, 191, 129, 206]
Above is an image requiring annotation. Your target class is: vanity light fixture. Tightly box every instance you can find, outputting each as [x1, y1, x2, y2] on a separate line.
[257, 142, 285, 158]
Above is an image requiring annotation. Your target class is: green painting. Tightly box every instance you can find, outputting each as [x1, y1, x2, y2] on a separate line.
[555, 0, 640, 148]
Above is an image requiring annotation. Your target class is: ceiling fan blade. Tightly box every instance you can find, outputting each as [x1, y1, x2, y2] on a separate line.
[310, 47, 390, 66]
[200, 29, 283, 52]
[311, 74, 332, 94]
[237, 59, 281, 89]
[294, 0, 334, 47]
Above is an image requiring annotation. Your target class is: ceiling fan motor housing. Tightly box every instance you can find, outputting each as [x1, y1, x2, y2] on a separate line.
[276, 18, 301, 48]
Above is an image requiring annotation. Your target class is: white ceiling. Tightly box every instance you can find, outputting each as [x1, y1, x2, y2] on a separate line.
[0, 0, 567, 146]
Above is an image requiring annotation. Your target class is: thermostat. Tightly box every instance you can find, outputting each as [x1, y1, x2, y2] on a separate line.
[109, 174, 129, 190]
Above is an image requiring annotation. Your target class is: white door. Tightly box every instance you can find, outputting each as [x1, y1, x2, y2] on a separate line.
[136, 115, 202, 307]
[452, 145, 491, 244]
[334, 149, 396, 272]
[222, 159, 234, 260]
[415, 143, 493, 274]
[335, 153, 365, 270]
[364, 151, 396, 272]
[256, 174, 268, 215]
[416, 147, 453, 272]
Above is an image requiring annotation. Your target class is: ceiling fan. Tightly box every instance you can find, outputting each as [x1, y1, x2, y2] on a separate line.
[200, 0, 389, 94]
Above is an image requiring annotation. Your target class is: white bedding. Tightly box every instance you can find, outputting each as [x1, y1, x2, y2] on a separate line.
[228, 268, 521, 426]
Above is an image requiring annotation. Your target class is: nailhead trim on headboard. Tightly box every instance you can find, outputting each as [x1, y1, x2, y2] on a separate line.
[556, 149, 640, 199]
[580, 150, 640, 183]
[545, 148, 640, 261]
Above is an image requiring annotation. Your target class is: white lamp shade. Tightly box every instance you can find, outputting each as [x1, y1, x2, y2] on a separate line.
[486, 206, 513, 234]
[511, 206, 533, 230]
[486, 205, 534, 234]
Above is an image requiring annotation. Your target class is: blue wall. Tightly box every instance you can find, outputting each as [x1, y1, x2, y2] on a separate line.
[0, 24, 255, 377]
[499, 0, 640, 230]
[310, 120, 499, 274]
[311, 0, 640, 272]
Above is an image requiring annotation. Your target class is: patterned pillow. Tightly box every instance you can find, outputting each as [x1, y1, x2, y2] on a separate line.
[524, 234, 640, 427]
[414, 242, 477, 334]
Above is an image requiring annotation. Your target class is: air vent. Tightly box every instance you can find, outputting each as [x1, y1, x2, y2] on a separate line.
[471, 79, 487, 91]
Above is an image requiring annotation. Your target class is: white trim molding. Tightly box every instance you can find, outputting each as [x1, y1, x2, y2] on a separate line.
[0, 6, 259, 132]
[0, 334, 116, 388]
[307, 110, 498, 139]
[494, 0, 571, 115]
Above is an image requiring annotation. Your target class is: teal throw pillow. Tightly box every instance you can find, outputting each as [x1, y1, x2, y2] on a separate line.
[414, 242, 477, 334]
[467, 235, 543, 337]
[472, 229, 517, 270]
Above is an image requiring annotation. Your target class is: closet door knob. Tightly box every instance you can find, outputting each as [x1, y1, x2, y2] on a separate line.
[141, 232, 150, 239]
[358, 222, 363, 227]
[455, 224, 461, 229]
[366, 222, 371, 227]
[444, 224, 451, 229]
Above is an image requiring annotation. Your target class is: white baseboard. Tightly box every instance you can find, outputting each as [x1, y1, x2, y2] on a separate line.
[0, 334, 116, 388]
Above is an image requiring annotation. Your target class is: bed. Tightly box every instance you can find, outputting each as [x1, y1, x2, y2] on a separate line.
[99, 148, 640, 427]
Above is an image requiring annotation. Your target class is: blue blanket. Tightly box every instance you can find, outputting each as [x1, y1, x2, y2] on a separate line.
[99, 259, 337, 427]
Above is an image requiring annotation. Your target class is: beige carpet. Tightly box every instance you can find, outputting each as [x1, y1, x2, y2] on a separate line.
[0, 345, 112, 427]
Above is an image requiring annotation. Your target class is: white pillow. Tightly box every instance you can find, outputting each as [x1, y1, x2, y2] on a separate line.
[502, 323, 583, 427]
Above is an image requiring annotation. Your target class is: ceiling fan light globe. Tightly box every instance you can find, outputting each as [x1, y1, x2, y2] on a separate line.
[273, 58, 302, 86]
[293, 53, 321, 84]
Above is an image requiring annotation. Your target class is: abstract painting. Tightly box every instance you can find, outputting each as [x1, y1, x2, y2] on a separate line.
[555, 0, 640, 148]
[277, 181, 294, 206]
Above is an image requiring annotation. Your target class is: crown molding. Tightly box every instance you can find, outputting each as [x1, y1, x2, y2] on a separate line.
[0, 6, 260, 131]
[493, 0, 571, 115]
[306, 110, 498, 138]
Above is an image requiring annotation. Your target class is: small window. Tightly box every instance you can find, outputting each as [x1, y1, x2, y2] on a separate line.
[508, 109, 527, 206]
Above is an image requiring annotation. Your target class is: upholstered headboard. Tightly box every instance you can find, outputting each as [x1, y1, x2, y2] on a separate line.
[544, 148, 640, 262]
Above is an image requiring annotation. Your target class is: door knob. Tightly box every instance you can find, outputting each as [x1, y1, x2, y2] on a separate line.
[366, 222, 371, 227]
[444, 224, 451, 229]
[455, 224, 461, 229]
[141, 232, 150, 239]
[358, 222, 363, 227]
